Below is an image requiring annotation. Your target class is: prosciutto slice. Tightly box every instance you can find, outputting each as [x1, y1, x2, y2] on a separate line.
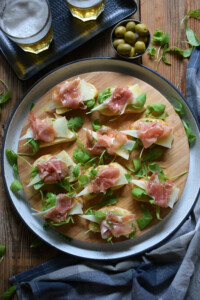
[29, 111, 56, 143]
[134, 120, 172, 148]
[86, 127, 128, 155]
[100, 212, 135, 239]
[37, 157, 69, 183]
[88, 167, 120, 194]
[43, 194, 75, 223]
[147, 172, 174, 207]
[105, 87, 133, 114]
[52, 78, 83, 109]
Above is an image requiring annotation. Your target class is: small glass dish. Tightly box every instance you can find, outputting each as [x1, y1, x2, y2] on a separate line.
[111, 19, 151, 60]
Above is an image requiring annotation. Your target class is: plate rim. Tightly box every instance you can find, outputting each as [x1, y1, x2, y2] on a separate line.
[2, 57, 200, 260]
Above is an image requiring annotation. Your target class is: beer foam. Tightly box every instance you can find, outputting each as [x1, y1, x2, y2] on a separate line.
[2, 0, 49, 38]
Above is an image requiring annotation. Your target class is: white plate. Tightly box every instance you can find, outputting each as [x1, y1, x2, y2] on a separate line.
[2, 58, 200, 260]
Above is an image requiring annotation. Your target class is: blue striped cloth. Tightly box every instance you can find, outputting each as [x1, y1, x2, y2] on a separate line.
[10, 48, 200, 300]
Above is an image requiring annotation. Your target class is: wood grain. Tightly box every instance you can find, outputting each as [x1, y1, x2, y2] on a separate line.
[1, 0, 199, 296]
[17, 71, 189, 244]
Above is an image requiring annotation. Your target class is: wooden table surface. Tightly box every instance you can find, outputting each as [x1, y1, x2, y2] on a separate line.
[0, 0, 199, 296]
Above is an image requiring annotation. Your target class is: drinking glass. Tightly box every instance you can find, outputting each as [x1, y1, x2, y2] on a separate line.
[65, 0, 105, 22]
[0, 0, 53, 54]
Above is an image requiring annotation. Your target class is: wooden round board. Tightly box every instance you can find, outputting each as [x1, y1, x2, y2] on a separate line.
[17, 71, 190, 244]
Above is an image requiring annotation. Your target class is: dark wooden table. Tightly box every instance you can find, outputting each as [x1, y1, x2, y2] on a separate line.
[0, 0, 199, 296]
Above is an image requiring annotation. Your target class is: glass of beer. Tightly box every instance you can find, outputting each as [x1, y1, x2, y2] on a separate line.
[0, 0, 53, 54]
[65, 0, 105, 22]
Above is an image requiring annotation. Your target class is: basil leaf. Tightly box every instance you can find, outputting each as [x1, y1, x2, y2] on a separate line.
[73, 163, 81, 178]
[1, 285, 17, 300]
[6, 149, 18, 166]
[67, 116, 84, 131]
[0, 79, 11, 105]
[133, 93, 146, 108]
[92, 119, 102, 131]
[142, 148, 164, 162]
[132, 158, 141, 172]
[97, 87, 111, 104]
[148, 46, 156, 57]
[186, 25, 200, 46]
[182, 119, 196, 146]
[173, 99, 185, 115]
[30, 239, 42, 248]
[10, 179, 22, 192]
[94, 211, 106, 218]
[137, 204, 153, 229]
[145, 103, 166, 117]
[131, 187, 149, 199]
[86, 99, 95, 108]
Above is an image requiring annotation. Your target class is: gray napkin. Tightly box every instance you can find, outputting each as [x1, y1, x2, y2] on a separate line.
[10, 47, 200, 300]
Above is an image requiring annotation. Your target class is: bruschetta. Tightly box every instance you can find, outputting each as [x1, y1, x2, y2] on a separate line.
[81, 206, 136, 240]
[50, 77, 98, 114]
[85, 126, 135, 160]
[121, 118, 173, 148]
[91, 84, 146, 116]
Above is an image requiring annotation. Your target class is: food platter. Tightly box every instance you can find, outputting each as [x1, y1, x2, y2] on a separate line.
[2, 58, 200, 259]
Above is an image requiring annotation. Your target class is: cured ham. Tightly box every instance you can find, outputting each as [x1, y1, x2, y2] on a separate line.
[29, 111, 56, 143]
[105, 87, 133, 114]
[52, 78, 83, 109]
[134, 120, 172, 148]
[88, 167, 120, 194]
[37, 157, 69, 183]
[100, 212, 136, 239]
[86, 127, 128, 155]
[43, 194, 76, 223]
[147, 172, 174, 208]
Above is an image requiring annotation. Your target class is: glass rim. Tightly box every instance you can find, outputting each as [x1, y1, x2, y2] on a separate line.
[0, 0, 51, 41]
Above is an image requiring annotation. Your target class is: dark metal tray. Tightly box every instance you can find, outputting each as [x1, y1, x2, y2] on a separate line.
[0, 0, 137, 80]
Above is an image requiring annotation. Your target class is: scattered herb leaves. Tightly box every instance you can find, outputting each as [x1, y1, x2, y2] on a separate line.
[68, 116, 84, 131]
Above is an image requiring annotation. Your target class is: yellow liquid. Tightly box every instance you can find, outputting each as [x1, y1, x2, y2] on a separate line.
[17, 26, 53, 54]
[66, 0, 105, 21]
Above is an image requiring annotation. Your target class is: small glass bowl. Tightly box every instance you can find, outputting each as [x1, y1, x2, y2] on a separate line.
[111, 19, 151, 60]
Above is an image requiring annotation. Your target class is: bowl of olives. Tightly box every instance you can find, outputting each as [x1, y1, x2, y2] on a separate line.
[111, 19, 151, 59]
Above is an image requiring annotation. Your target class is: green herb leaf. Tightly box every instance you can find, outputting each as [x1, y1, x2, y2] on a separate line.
[6, 149, 18, 166]
[132, 158, 141, 172]
[186, 9, 200, 18]
[145, 103, 166, 117]
[136, 204, 153, 229]
[131, 187, 150, 199]
[31, 166, 39, 178]
[89, 168, 98, 179]
[94, 211, 107, 218]
[167, 46, 193, 58]
[1, 285, 17, 300]
[68, 116, 84, 131]
[78, 175, 89, 188]
[45, 192, 57, 210]
[92, 119, 102, 131]
[33, 182, 44, 190]
[125, 173, 132, 182]
[73, 148, 91, 164]
[173, 99, 185, 115]
[86, 99, 95, 108]
[0, 245, 5, 263]
[0, 79, 11, 105]
[85, 195, 119, 214]
[107, 236, 113, 243]
[153, 29, 169, 46]
[162, 44, 171, 65]
[10, 179, 22, 192]
[30, 239, 42, 248]
[25, 138, 40, 155]
[153, 205, 162, 220]
[97, 87, 112, 104]
[132, 93, 146, 109]
[182, 119, 196, 146]
[148, 46, 156, 57]
[73, 163, 81, 178]
[142, 147, 164, 162]
[58, 178, 71, 192]
[186, 25, 200, 46]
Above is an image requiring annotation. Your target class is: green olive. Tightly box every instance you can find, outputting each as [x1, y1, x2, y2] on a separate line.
[135, 41, 146, 53]
[113, 39, 125, 48]
[129, 47, 136, 57]
[135, 23, 149, 36]
[137, 36, 148, 43]
[125, 21, 136, 32]
[117, 43, 132, 56]
[114, 26, 126, 38]
[124, 31, 136, 45]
